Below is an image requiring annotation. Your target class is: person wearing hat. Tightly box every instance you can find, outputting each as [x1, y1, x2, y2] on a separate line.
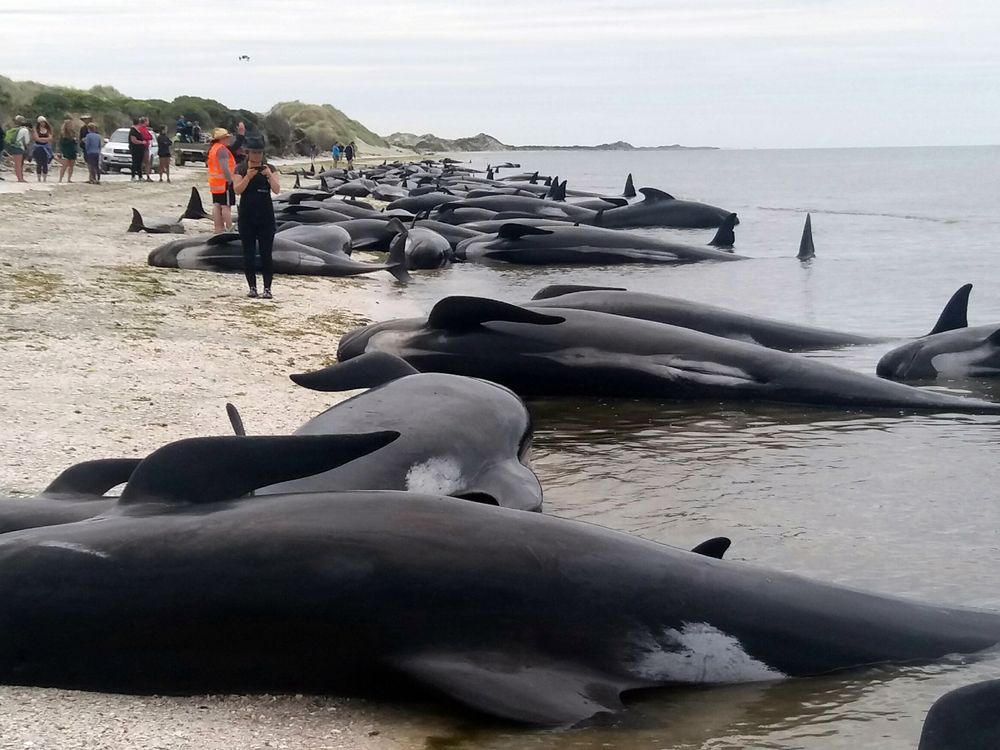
[207, 127, 237, 232]
[5, 116, 31, 182]
[232, 133, 280, 298]
[32, 115, 54, 182]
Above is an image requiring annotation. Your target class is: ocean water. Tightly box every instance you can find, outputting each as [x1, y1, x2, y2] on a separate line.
[360, 147, 1000, 749]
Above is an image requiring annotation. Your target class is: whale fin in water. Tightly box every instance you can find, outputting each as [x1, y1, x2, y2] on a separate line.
[927, 283, 972, 335]
[797, 214, 815, 260]
[43, 458, 143, 497]
[623, 173, 636, 198]
[531, 284, 627, 300]
[639, 188, 676, 202]
[428, 296, 565, 330]
[291, 352, 419, 392]
[709, 213, 738, 248]
[180, 187, 210, 220]
[119, 433, 399, 504]
[691, 537, 732, 559]
[497, 223, 554, 241]
[394, 652, 630, 726]
[128, 208, 145, 233]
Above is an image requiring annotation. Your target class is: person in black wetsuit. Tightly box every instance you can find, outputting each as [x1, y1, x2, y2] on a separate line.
[233, 133, 281, 299]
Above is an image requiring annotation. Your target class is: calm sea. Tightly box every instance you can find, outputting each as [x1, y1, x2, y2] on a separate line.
[360, 146, 1000, 749]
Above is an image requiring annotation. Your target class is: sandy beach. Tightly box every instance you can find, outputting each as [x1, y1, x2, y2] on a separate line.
[0, 161, 447, 749]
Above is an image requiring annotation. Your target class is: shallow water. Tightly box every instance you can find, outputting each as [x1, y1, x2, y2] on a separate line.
[354, 146, 1000, 748]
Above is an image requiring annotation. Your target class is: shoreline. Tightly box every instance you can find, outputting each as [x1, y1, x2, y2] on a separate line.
[0, 161, 446, 749]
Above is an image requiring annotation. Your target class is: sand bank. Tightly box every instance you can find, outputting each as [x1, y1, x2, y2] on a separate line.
[0, 162, 448, 749]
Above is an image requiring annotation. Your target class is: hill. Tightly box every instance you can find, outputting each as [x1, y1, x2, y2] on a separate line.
[386, 132, 510, 153]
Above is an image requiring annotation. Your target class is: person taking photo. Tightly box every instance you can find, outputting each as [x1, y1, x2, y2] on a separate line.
[233, 134, 280, 299]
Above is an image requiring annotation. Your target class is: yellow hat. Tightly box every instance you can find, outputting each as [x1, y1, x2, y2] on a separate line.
[211, 127, 230, 141]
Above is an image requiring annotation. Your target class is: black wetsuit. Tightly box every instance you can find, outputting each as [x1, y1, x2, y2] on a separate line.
[128, 126, 144, 178]
[237, 164, 276, 290]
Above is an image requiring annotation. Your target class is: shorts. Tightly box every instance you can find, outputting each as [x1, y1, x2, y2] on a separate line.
[211, 185, 236, 206]
[158, 149, 171, 159]
[6, 145, 24, 156]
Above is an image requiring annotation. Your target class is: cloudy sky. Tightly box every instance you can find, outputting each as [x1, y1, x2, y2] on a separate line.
[3, 0, 998, 148]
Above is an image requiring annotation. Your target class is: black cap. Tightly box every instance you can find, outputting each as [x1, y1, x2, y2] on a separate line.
[245, 134, 266, 151]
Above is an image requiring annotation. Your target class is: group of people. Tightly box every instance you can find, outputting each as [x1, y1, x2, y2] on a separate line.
[126, 116, 175, 183]
[205, 125, 281, 299]
[174, 116, 203, 143]
[3, 114, 98, 183]
[330, 141, 356, 169]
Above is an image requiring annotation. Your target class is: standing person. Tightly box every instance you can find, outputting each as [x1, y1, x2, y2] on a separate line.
[78, 114, 92, 159]
[57, 118, 77, 183]
[233, 134, 280, 299]
[207, 127, 236, 232]
[229, 121, 246, 161]
[83, 123, 102, 184]
[138, 117, 154, 181]
[6, 115, 30, 182]
[344, 140, 356, 170]
[175, 114, 188, 141]
[331, 142, 341, 167]
[127, 117, 145, 181]
[191, 121, 202, 143]
[32, 116, 54, 182]
[156, 126, 172, 182]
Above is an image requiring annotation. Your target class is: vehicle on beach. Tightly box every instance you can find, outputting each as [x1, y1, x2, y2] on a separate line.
[173, 141, 209, 167]
[99, 128, 134, 174]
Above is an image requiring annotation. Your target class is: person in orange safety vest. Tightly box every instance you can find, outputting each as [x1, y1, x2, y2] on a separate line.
[207, 127, 236, 232]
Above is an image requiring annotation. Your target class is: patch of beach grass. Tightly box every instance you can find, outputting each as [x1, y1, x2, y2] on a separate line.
[0, 269, 66, 304]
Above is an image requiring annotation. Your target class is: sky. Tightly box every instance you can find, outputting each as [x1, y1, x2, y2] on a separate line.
[2, 0, 998, 148]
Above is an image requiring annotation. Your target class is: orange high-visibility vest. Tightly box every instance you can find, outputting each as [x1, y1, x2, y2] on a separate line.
[207, 142, 235, 194]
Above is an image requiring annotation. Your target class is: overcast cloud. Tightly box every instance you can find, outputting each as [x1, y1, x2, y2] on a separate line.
[2, 0, 998, 148]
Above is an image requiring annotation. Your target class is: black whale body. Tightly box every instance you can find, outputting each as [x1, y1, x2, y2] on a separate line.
[336, 296, 1000, 413]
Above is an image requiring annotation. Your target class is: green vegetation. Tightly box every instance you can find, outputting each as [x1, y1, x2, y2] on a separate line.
[0, 75, 383, 156]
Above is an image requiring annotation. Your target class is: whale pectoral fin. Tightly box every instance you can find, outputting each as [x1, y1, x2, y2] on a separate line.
[639, 188, 675, 202]
[118, 433, 400, 505]
[43, 458, 144, 497]
[394, 653, 629, 726]
[225, 402, 247, 436]
[290, 352, 418, 392]
[927, 283, 972, 335]
[428, 296, 565, 330]
[691, 537, 732, 559]
[497, 223, 554, 241]
[530, 284, 627, 300]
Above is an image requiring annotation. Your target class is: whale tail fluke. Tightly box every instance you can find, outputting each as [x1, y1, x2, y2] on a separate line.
[709, 213, 738, 249]
[387, 226, 412, 284]
[927, 283, 972, 336]
[797, 214, 815, 260]
[181, 187, 210, 221]
[691, 537, 732, 559]
[128, 208, 145, 233]
[43, 458, 143, 497]
[291, 352, 419, 392]
[118, 433, 400, 505]
[622, 173, 636, 199]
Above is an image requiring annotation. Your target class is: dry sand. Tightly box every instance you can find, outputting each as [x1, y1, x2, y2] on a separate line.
[0, 162, 451, 749]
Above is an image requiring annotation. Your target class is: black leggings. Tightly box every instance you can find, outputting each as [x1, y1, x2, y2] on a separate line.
[239, 220, 275, 290]
[129, 146, 144, 178]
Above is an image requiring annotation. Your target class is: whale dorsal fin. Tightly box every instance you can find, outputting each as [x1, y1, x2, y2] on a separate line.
[428, 297, 564, 330]
[691, 537, 732, 559]
[43, 458, 143, 497]
[394, 652, 629, 726]
[205, 232, 240, 245]
[927, 283, 972, 336]
[225, 402, 247, 436]
[639, 188, 675, 202]
[797, 214, 815, 260]
[127, 208, 145, 233]
[294, 174, 301, 188]
[291, 352, 419, 392]
[709, 213, 738, 248]
[119, 433, 399, 505]
[623, 173, 636, 198]
[531, 284, 626, 300]
[497, 224, 553, 241]
[181, 187, 210, 220]
[988, 328, 1000, 345]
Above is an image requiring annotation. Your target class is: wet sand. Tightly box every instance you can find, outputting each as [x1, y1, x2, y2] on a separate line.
[0, 162, 444, 749]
